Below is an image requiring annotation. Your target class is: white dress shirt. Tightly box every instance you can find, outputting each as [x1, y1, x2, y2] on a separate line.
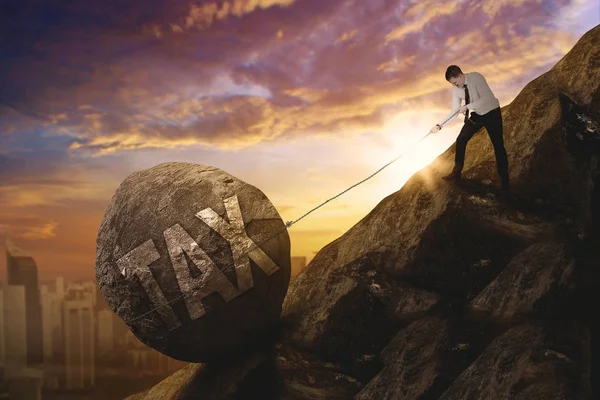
[439, 72, 500, 127]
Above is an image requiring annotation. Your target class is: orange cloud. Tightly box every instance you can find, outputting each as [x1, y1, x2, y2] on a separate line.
[4, 0, 583, 157]
[0, 215, 58, 240]
[19, 222, 59, 240]
[386, 0, 460, 42]
[56, 20, 580, 154]
[336, 29, 358, 44]
[162, 0, 298, 34]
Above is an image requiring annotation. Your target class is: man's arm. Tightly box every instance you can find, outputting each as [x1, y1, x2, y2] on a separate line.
[466, 72, 495, 111]
[438, 88, 461, 128]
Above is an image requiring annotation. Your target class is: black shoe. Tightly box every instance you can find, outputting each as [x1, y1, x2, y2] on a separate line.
[442, 171, 461, 182]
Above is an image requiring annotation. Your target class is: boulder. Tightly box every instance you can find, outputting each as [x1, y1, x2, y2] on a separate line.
[95, 162, 291, 362]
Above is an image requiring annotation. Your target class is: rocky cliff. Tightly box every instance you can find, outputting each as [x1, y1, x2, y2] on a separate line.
[126, 24, 600, 400]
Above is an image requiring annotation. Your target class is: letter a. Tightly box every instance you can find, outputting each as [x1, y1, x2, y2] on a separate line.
[163, 224, 239, 321]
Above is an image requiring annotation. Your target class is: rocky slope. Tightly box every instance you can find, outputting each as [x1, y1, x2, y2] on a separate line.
[126, 24, 600, 399]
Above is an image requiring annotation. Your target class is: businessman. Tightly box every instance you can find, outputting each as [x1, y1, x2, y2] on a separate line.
[430, 65, 509, 192]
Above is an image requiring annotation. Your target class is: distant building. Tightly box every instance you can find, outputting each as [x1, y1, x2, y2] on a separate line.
[2, 285, 28, 373]
[5, 239, 44, 367]
[6, 368, 43, 400]
[40, 281, 65, 389]
[80, 281, 97, 308]
[114, 317, 130, 350]
[291, 256, 307, 278]
[55, 277, 65, 299]
[63, 284, 95, 389]
[0, 285, 4, 364]
[97, 309, 114, 356]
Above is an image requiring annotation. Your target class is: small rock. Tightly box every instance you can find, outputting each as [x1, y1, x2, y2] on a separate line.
[452, 343, 470, 351]
[368, 283, 382, 296]
[468, 195, 488, 205]
[333, 373, 360, 385]
[543, 349, 572, 363]
[473, 259, 492, 267]
[357, 354, 375, 362]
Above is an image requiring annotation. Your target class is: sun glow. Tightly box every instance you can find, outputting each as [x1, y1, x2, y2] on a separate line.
[358, 110, 457, 201]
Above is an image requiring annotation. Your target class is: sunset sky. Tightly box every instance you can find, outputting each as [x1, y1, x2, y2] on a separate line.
[1, 0, 598, 282]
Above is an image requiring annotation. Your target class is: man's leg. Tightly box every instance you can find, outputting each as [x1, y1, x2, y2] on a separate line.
[483, 108, 510, 190]
[443, 120, 481, 181]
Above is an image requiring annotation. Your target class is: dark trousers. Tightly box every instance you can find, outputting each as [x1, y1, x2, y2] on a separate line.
[454, 107, 509, 187]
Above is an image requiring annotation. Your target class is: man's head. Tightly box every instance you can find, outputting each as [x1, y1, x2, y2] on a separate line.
[445, 65, 465, 88]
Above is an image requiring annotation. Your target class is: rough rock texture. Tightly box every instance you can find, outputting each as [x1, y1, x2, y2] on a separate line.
[438, 323, 590, 400]
[280, 24, 600, 397]
[124, 344, 361, 400]
[127, 25, 600, 400]
[95, 162, 291, 362]
[470, 241, 574, 319]
[355, 317, 449, 399]
[281, 26, 600, 358]
[391, 286, 440, 320]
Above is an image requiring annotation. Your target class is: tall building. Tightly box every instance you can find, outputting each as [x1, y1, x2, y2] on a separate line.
[6, 368, 43, 400]
[63, 284, 95, 389]
[80, 281, 97, 308]
[40, 285, 52, 362]
[97, 309, 114, 356]
[5, 239, 43, 366]
[0, 285, 4, 364]
[113, 311, 130, 348]
[41, 285, 64, 363]
[291, 256, 307, 279]
[2, 285, 28, 374]
[55, 277, 65, 298]
[40, 283, 64, 389]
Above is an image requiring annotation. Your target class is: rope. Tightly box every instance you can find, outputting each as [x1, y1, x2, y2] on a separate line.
[123, 108, 462, 325]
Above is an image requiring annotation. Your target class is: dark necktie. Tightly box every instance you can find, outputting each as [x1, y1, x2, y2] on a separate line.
[464, 84, 470, 123]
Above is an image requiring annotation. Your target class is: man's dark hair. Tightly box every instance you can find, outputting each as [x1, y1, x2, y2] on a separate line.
[445, 65, 463, 81]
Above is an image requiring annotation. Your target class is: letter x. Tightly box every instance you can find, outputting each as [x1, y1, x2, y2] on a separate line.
[195, 195, 280, 293]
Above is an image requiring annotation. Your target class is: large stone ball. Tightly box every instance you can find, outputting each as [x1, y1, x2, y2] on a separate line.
[95, 162, 291, 362]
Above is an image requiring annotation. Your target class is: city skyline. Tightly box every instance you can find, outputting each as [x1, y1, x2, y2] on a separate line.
[0, 241, 187, 399]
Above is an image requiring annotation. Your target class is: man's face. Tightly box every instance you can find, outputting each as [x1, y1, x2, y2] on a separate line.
[448, 74, 465, 88]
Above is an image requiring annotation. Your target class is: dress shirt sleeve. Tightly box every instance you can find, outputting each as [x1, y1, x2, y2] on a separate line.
[439, 88, 461, 128]
[466, 72, 494, 111]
